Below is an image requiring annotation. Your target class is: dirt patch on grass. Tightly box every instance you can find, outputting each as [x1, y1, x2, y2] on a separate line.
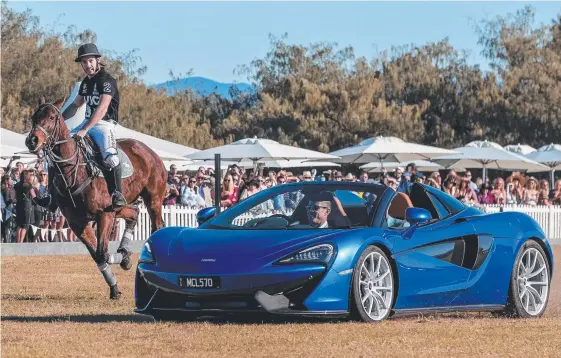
[1, 247, 560, 357]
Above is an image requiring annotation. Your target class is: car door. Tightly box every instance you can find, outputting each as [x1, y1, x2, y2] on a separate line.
[390, 216, 475, 310]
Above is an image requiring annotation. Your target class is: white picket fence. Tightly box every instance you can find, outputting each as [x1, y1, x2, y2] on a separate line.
[116, 204, 561, 242]
[483, 204, 561, 240]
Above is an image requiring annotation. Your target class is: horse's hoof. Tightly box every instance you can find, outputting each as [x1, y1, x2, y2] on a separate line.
[110, 285, 122, 300]
[118, 248, 132, 271]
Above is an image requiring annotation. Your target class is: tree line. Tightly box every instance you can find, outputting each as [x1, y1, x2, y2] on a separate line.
[2, 3, 561, 153]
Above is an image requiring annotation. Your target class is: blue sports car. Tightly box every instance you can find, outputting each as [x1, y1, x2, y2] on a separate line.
[134, 182, 554, 321]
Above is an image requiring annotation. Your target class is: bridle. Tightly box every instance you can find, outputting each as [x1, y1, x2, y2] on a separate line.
[29, 102, 88, 207]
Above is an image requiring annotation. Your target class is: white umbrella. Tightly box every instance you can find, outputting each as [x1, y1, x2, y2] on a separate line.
[432, 140, 550, 181]
[187, 137, 338, 162]
[526, 144, 561, 170]
[525, 144, 561, 185]
[180, 159, 339, 171]
[328, 136, 457, 165]
[360, 160, 443, 173]
[152, 148, 192, 162]
[1, 128, 28, 148]
[0, 145, 38, 159]
[504, 143, 536, 155]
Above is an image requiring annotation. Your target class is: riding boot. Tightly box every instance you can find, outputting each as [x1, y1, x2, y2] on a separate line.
[110, 164, 127, 209]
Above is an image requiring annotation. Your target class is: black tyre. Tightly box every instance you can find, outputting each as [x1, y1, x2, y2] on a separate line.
[501, 239, 551, 318]
[351, 246, 396, 322]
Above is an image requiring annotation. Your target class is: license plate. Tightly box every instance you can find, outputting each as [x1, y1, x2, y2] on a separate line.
[178, 276, 220, 289]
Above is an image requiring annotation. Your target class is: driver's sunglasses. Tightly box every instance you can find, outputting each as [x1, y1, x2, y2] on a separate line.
[306, 205, 329, 211]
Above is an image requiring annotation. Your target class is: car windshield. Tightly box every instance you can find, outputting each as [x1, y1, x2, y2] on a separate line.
[204, 183, 386, 230]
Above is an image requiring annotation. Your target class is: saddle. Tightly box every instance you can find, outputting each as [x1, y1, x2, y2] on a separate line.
[79, 136, 134, 179]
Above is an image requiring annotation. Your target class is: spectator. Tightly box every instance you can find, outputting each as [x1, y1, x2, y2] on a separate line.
[429, 172, 441, 187]
[386, 176, 398, 191]
[272, 175, 287, 211]
[11, 161, 24, 183]
[479, 184, 496, 204]
[523, 177, 539, 206]
[538, 179, 550, 199]
[179, 177, 205, 209]
[163, 177, 180, 205]
[464, 171, 479, 193]
[14, 170, 37, 243]
[491, 178, 506, 204]
[302, 171, 313, 182]
[167, 164, 178, 184]
[551, 179, 561, 204]
[220, 174, 238, 208]
[343, 173, 354, 182]
[333, 171, 343, 181]
[456, 178, 478, 205]
[405, 163, 416, 175]
[359, 171, 369, 183]
[538, 189, 551, 206]
[267, 170, 277, 185]
[426, 177, 440, 189]
[443, 175, 458, 197]
[1, 175, 16, 242]
[506, 175, 524, 205]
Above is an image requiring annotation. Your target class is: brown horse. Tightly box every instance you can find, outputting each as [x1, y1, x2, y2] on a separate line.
[25, 96, 167, 299]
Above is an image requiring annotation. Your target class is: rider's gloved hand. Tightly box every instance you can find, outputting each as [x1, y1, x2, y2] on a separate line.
[73, 129, 88, 140]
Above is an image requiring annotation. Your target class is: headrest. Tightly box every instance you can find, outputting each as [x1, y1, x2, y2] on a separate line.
[388, 192, 413, 220]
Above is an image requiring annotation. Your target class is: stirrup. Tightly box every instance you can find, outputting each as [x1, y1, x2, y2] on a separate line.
[112, 191, 127, 207]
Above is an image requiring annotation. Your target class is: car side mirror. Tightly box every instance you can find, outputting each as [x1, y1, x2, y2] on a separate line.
[196, 207, 217, 225]
[405, 207, 431, 225]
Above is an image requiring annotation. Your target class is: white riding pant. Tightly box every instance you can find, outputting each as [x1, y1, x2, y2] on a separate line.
[71, 120, 120, 168]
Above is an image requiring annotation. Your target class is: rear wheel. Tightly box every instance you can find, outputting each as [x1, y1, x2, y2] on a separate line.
[351, 246, 395, 322]
[501, 240, 550, 318]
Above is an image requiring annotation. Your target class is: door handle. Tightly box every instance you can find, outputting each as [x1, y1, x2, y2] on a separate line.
[454, 217, 467, 224]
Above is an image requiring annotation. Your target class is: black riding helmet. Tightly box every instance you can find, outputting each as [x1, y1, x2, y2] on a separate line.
[75, 43, 102, 62]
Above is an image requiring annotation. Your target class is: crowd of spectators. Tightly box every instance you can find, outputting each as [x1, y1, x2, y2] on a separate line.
[1, 158, 75, 243]
[164, 162, 561, 210]
[4, 158, 561, 243]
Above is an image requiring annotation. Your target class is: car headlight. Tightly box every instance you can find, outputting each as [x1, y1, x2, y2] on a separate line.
[277, 244, 334, 264]
[139, 241, 155, 264]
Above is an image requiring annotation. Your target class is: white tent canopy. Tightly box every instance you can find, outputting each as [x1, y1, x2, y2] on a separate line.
[525, 144, 561, 170]
[431, 140, 550, 182]
[0, 145, 37, 159]
[187, 137, 339, 162]
[504, 143, 536, 155]
[1, 129, 38, 167]
[1, 128, 28, 148]
[360, 160, 443, 173]
[328, 136, 458, 164]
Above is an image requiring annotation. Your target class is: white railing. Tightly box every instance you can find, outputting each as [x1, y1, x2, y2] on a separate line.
[483, 204, 561, 240]
[27, 204, 561, 243]
[113, 204, 561, 242]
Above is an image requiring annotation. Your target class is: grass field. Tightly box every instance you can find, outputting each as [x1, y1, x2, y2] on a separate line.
[2, 247, 560, 357]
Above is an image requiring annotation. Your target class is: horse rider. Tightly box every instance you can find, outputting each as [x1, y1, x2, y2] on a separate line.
[62, 43, 127, 209]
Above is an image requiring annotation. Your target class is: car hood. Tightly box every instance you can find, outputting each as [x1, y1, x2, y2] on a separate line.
[150, 227, 350, 273]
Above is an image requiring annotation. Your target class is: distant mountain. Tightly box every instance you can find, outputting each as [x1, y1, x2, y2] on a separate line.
[152, 76, 253, 99]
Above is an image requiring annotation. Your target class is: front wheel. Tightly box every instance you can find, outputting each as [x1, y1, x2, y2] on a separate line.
[351, 246, 395, 322]
[502, 240, 551, 318]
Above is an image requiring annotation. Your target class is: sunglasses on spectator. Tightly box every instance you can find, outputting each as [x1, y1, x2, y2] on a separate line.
[190, 180, 197, 183]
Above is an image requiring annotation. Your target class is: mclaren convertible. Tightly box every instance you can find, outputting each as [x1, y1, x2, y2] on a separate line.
[134, 182, 554, 322]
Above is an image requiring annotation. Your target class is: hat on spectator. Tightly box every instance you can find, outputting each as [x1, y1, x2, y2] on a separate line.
[510, 173, 526, 186]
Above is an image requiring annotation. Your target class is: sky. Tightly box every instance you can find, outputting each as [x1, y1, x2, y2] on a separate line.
[8, 1, 561, 85]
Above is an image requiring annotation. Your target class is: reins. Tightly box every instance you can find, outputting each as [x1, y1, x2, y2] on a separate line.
[30, 103, 91, 208]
